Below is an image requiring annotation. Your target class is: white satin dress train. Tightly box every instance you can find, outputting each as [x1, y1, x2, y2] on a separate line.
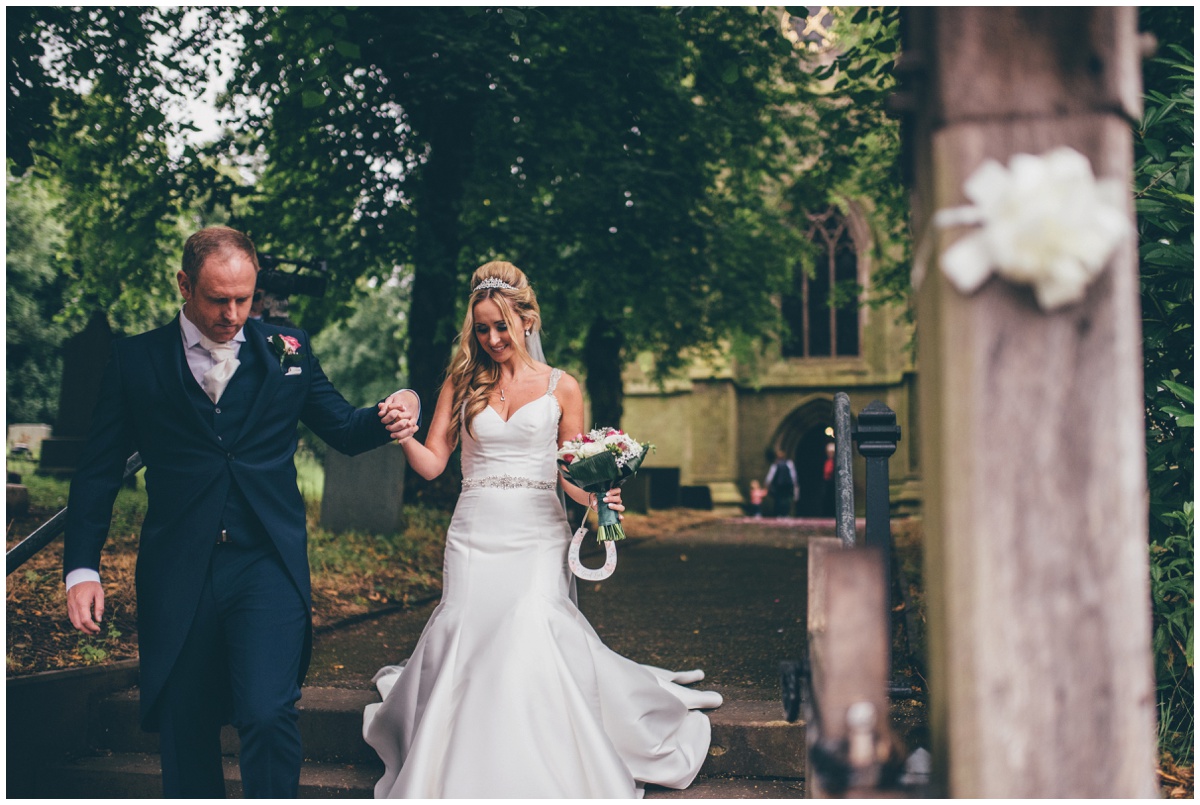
[362, 369, 722, 798]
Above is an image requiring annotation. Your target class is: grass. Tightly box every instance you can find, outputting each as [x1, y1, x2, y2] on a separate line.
[294, 441, 324, 502]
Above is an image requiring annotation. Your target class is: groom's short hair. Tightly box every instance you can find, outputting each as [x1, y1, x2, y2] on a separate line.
[182, 226, 261, 282]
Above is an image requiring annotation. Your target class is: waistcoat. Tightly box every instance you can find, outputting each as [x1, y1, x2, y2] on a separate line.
[183, 339, 270, 547]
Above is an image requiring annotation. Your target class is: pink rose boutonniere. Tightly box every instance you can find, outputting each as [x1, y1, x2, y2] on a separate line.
[267, 334, 303, 369]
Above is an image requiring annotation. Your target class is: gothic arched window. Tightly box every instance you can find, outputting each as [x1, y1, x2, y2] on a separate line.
[781, 209, 861, 358]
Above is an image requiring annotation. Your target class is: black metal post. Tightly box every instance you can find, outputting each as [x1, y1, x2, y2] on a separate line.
[852, 401, 901, 576]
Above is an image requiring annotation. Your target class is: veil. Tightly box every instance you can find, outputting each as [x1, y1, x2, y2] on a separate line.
[527, 328, 582, 603]
[524, 328, 547, 364]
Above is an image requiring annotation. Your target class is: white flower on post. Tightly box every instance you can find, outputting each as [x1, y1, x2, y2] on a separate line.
[934, 147, 1132, 310]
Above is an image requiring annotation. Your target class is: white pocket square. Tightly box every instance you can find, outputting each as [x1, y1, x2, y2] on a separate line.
[285, 366, 303, 376]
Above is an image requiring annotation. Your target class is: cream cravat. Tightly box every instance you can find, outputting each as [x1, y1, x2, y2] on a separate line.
[198, 334, 240, 403]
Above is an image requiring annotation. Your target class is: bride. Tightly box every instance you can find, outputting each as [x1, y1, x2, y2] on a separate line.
[363, 261, 722, 798]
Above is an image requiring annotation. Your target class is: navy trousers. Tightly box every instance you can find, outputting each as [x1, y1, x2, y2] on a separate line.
[156, 542, 307, 798]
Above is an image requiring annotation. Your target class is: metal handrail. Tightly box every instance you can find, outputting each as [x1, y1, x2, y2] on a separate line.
[6, 452, 143, 576]
[833, 392, 856, 547]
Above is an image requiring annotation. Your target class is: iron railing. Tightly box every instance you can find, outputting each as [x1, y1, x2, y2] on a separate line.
[5, 452, 143, 576]
[780, 395, 921, 796]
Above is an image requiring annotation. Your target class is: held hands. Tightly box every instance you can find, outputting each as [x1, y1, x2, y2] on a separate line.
[67, 581, 105, 635]
[379, 390, 420, 443]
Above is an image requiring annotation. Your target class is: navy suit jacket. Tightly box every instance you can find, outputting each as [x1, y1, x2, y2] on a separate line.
[64, 315, 391, 726]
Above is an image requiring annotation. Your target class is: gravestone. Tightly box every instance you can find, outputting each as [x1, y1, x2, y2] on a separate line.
[7, 424, 52, 458]
[7, 483, 31, 517]
[320, 445, 408, 534]
[641, 467, 681, 509]
[38, 313, 114, 476]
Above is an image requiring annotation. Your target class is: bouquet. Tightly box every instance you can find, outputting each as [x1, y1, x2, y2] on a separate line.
[557, 428, 652, 542]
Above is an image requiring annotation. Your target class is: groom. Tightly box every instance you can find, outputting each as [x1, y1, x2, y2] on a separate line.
[63, 226, 420, 797]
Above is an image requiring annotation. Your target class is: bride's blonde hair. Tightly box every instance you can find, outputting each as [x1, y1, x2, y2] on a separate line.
[446, 261, 542, 443]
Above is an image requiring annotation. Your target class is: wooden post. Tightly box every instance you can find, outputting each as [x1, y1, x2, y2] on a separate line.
[904, 8, 1158, 797]
[807, 539, 893, 797]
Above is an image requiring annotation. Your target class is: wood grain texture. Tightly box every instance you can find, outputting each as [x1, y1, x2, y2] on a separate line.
[927, 7, 1142, 124]
[807, 543, 890, 797]
[910, 8, 1158, 798]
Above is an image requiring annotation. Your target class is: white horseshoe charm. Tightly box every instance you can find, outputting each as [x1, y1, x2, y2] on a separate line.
[568, 526, 618, 581]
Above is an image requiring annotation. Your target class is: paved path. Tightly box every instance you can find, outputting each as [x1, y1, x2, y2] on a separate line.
[308, 517, 836, 702]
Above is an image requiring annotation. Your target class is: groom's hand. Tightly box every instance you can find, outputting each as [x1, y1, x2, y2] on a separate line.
[379, 390, 420, 442]
[67, 581, 105, 635]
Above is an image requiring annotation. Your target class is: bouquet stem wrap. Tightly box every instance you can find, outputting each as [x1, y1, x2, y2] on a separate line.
[557, 430, 652, 543]
[595, 497, 623, 542]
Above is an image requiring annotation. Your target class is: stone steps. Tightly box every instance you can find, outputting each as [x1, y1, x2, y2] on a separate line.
[38, 753, 805, 799]
[15, 524, 826, 798]
[39, 683, 804, 798]
[37, 753, 376, 799]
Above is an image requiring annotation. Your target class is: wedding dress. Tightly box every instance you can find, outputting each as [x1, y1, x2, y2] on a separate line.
[362, 369, 722, 798]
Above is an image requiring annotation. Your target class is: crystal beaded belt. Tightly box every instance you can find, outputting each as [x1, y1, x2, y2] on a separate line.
[461, 474, 556, 491]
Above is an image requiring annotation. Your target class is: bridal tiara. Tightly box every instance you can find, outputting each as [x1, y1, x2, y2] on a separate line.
[473, 277, 516, 293]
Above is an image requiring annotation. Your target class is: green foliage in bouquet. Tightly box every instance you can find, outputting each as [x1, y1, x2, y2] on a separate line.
[557, 435, 652, 542]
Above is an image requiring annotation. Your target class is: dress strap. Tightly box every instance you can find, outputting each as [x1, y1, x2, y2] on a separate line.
[546, 368, 563, 395]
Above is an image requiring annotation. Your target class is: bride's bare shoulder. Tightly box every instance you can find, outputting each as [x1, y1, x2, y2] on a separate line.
[550, 369, 581, 397]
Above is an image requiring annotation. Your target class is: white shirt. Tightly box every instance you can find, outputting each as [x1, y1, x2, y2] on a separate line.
[179, 306, 246, 387]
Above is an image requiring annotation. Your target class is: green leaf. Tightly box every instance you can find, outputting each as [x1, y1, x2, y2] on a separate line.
[301, 90, 326, 108]
[1173, 165, 1194, 194]
[311, 26, 333, 47]
[721, 63, 740, 84]
[333, 40, 360, 59]
[1162, 380, 1194, 404]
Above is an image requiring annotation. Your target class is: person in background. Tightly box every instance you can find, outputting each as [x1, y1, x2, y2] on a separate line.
[821, 441, 836, 517]
[764, 448, 799, 518]
[748, 479, 767, 518]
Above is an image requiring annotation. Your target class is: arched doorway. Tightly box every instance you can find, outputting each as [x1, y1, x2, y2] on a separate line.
[768, 397, 834, 518]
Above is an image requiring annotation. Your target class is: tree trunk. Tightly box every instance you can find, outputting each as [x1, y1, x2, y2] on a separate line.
[583, 317, 625, 429]
[403, 98, 475, 504]
[406, 99, 474, 414]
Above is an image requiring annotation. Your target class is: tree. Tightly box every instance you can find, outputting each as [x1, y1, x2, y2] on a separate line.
[216, 7, 817, 428]
[5, 170, 69, 424]
[311, 270, 412, 409]
[799, 7, 910, 328]
[8, 7, 227, 334]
